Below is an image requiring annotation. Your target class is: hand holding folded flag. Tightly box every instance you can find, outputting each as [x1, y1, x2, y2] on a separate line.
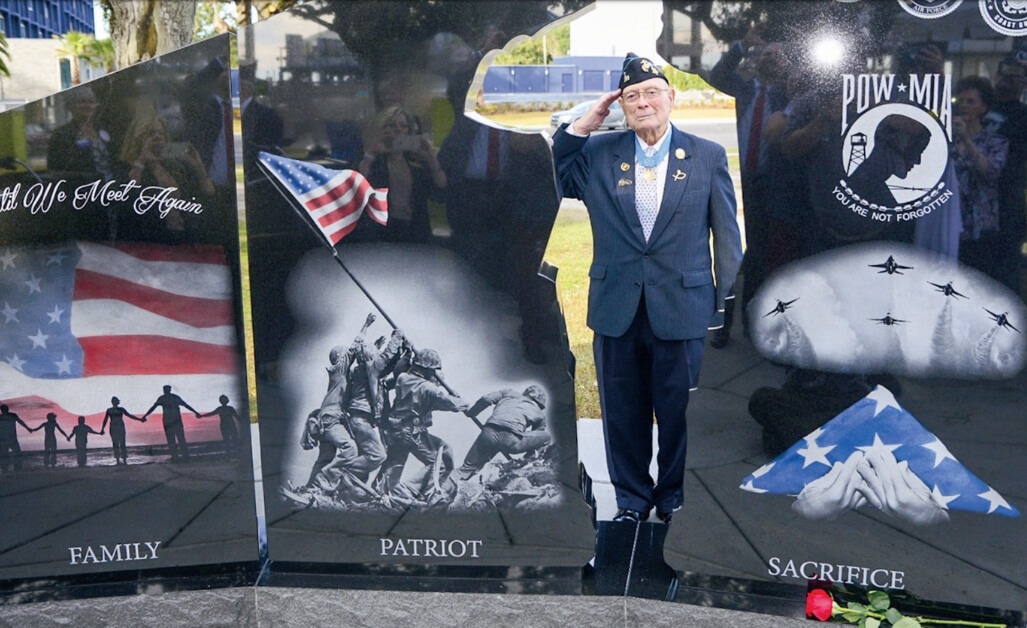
[257, 152, 388, 246]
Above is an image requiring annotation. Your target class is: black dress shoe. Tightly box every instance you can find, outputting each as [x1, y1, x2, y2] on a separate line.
[613, 508, 649, 522]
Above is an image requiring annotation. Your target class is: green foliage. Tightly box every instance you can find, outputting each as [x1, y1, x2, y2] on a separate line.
[86, 38, 116, 71]
[495, 25, 570, 65]
[867, 590, 891, 612]
[663, 65, 714, 92]
[195, 0, 237, 39]
[886, 608, 905, 624]
[52, 30, 95, 84]
[52, 30, 94, 58]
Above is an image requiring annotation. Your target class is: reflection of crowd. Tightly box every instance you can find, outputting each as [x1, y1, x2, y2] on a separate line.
[358, 106, 446, 243]
[712, 28, 1027, 300]
[40, 56, 233, 242]
[288, 313, 551, 511]
[46, 87, 116, 180]
[710, 25, 1027, 458]
[120, 100, 217, 233]
[954, 77, 1009, 281]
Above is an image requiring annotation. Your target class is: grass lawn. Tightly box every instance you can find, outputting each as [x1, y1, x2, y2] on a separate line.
[238, 218, 259, 423]
[542, 209, 601, 419]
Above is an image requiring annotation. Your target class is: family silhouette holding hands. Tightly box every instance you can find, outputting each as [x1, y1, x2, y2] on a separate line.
[1, 385, 244, 469]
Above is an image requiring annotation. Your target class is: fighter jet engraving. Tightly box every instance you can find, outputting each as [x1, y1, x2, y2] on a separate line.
[928, 281, 968, 299]
[763, 298, 799, 318]
[869, 255, 913, 275]
[985, 308, 1020, 333]
[870, 312, 908, 326]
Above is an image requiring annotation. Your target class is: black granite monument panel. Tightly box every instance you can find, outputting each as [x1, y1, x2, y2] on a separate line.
[0, 35, 259, 596]
[243, 1, 596, 571]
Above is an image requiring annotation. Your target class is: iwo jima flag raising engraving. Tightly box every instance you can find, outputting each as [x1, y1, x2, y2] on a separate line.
[255, 151, 500, 442]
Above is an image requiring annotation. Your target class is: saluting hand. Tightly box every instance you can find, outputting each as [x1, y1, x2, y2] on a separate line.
[571, 90, 622, 135]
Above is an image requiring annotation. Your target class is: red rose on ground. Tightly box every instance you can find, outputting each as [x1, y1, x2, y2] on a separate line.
[806, 588, 834, 621]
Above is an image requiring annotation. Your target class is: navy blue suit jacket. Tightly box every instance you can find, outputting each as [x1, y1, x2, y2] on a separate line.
[709, 41, 788, 175]
[552, 124, 743, 341]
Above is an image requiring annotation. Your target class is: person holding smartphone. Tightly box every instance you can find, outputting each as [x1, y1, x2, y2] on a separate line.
[359, 106, 446, 243]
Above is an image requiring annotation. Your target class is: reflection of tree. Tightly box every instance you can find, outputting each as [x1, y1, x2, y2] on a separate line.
[287, 1, 588, 104]
[495, 25, 570, 66]
[663, 1, 901, 71]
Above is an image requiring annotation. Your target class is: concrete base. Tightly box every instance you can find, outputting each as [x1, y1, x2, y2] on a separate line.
[0, 586, 812, 627]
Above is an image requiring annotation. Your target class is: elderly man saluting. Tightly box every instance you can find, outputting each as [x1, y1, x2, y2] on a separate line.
[551, 55, 742, 525]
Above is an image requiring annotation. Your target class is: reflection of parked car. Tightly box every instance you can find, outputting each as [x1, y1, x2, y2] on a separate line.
[550, 100, 626, 130]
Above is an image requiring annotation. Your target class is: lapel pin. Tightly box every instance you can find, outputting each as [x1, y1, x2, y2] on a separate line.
[620, 162, 630, 171]
[672, 170, 687, 181]
[618, 178, 633, 187]
[675, 148, 685, 159]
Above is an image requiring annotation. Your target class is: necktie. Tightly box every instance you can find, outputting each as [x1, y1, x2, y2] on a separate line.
[637, 146, 659, 241]
[745, 85, 766, 173]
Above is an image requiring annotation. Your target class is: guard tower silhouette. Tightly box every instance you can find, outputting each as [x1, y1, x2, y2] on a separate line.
[847, 132, 868, 172]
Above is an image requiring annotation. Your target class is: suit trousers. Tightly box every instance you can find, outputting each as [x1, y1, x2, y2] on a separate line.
[594, 298, 704, 514]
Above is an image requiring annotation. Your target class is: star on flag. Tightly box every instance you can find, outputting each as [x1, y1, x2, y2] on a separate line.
[740, 386, 1019, 518]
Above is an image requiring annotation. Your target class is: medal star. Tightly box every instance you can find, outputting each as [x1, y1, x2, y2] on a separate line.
[47, 305, 65, 324]
[797, 438, 835, 468]
[25, 274, 42, 294]
[866, 386, 902, 415]
[6, 354, 26, 371]
[0, 249, 17, 269]
[55, 354, 73, 375]
[978, 486, 1012, 514]
[856, 433, 902, 459]
[930, 485, 959, 509]
[28, 328, 50, 349]
[922, 438, 958, 468]
[1, 302, 18, 324]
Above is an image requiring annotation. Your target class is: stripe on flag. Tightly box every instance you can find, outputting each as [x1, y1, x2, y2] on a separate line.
[0, 241, 242, 450]
[257, 151, 388, 246]
[0, 242, 238, 380]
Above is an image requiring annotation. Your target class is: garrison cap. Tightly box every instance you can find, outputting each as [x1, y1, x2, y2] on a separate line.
[618, 53, 668, 90]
